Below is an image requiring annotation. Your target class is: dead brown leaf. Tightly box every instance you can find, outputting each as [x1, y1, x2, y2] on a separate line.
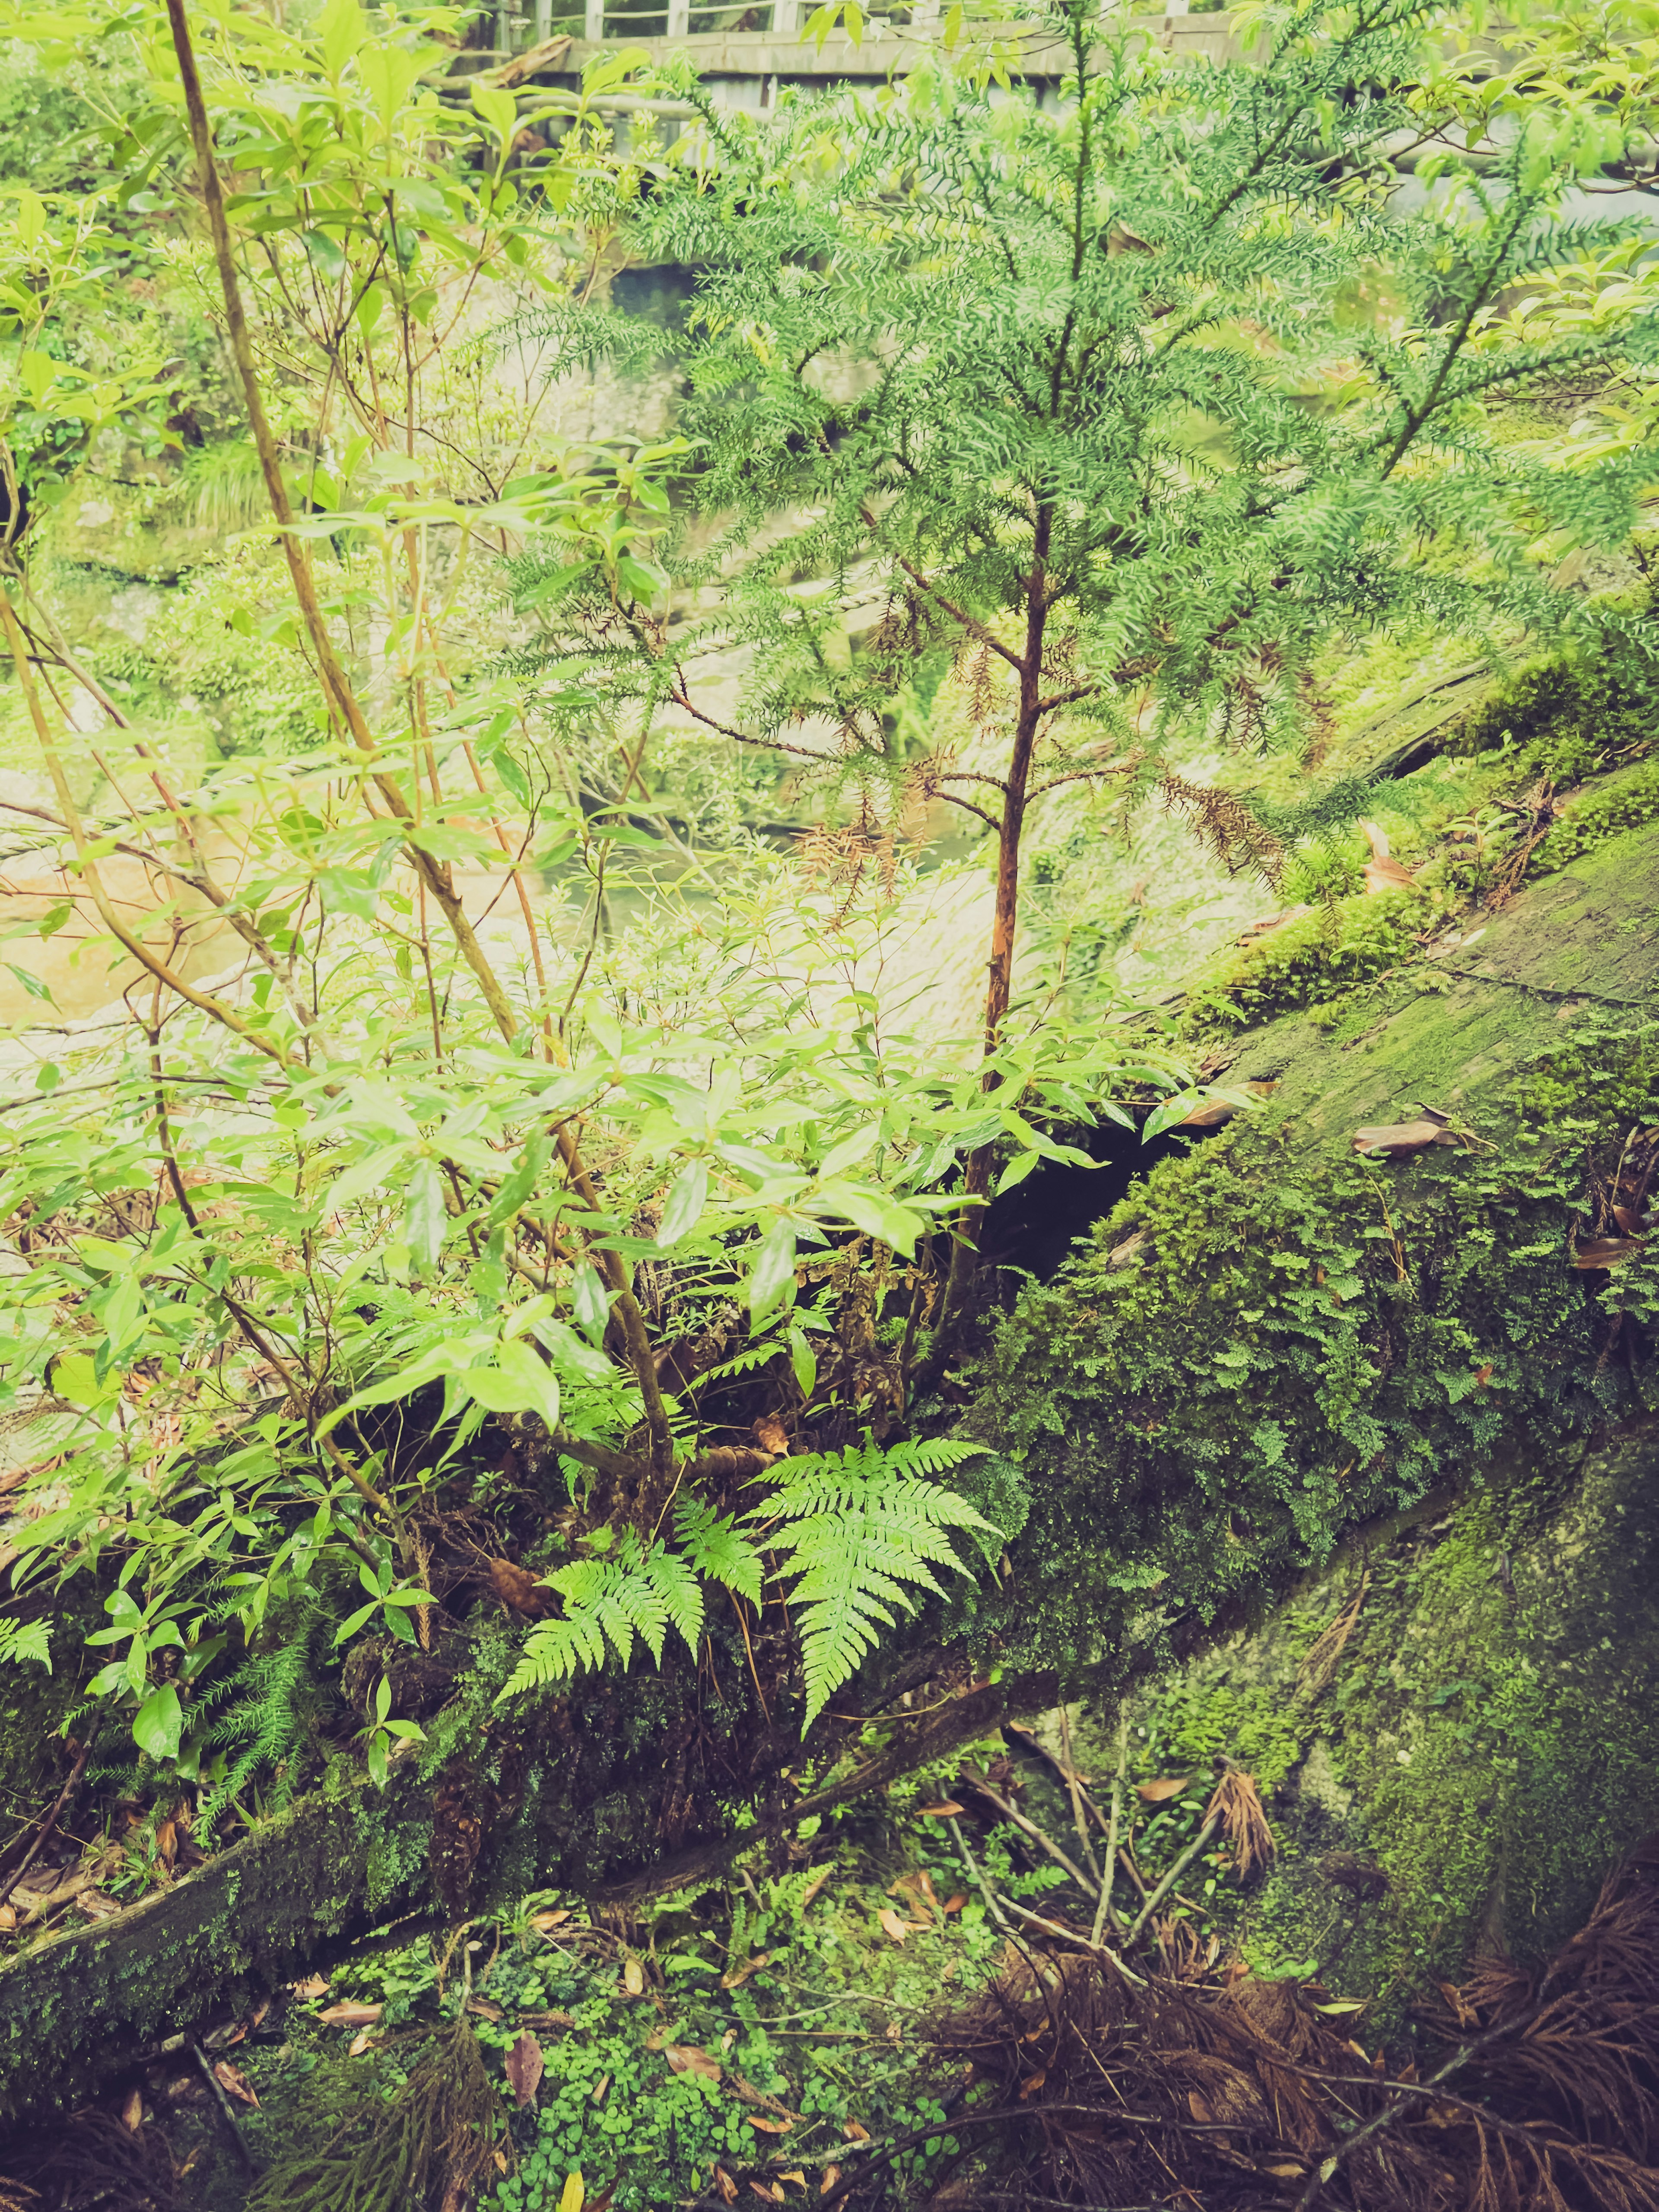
[1020, 2070, 1048, 2099]
[799, 1866, 834, 1911]
[347, 2030, 377, 2058]
[664, 2045, 722, 2082]
[505, 2031, 544, 2109]
[621, 1955, 645, 1998]
[487, 1557, 548, 1618]
[466, 1997, 505, 2022]
[0, 1904, 14, 1931]
[290, 1973, 329, 2000]
[942, 1893, 969, 1916]
[119, 2086, 143, 2133]
[713, 2168, 738, 2205]
[843, 2120, 871, 2142]
[1106, 1230, 1151, 1270]
[777, 2173, 808, 2193]
[916, 1801, 964, 1818]
[213, 2061, 258, 2107]
[821, 2167, 841, 2191]
[530, 1908, 570, 1933]
[317, 2001, 384, 2028]
[748, 2187, 784, 2205]
[719, 1952, 769, 1991]
[74, 1891, 121, 1920]
[154, 1819, 177, 1871]
[1135, 1777, 1191, 1804]
[1351, 1119, 1459, 1158]
[747, 2115, 794, 2135]
[751, 1413, 790, 1456]
[1359, 820, 1416, 893]
[1574, 1235, 1646, 1269]
[877, 1907, 912, 1945]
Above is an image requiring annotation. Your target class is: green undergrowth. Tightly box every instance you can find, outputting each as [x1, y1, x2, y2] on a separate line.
[200, 1777, 1049, 2212]
[953, 1009, 1659, 1683]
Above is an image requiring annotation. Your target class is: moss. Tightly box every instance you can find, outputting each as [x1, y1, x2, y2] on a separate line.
[960, 812, 1659, 1689]
[1534, 752, 1659, 875]
[1448, 640, 1659, 788]
[1088, 1412, 1659, 2029]
[1181, 888, 1429, 1030]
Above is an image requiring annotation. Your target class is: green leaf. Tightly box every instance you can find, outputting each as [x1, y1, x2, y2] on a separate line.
[472, 81, 519, 142]
[403, 1161, 448, 1268]
[656, 1160, 708, 1249]
[133, 1683, 183, 1762]
[572, 1263, 610, 1341]
[789, 1325, 817, 1400]
[318, 0, 365, 75]
[359, 44, 423, 125]
[3, 963, 54, 1005]
[745, 1217, 797, 1322]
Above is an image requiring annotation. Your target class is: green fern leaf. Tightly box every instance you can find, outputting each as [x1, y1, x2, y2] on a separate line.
[675, 1494, 764, 1607]
[748, 1438, 993, 1729]
[0, 1619, 51, 1672]
[642, 1539, 706, 1655]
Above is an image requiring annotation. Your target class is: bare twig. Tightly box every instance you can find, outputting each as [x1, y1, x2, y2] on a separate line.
[1057, 1704, 1105, 1896]
[192, 2041, 258, 2174]
[959, 1768, 1100, 1900]
[0, 1745, 86, 1913]
[1090, 1712, 1128, 1946]
[1124, 1815, 1221, 1946]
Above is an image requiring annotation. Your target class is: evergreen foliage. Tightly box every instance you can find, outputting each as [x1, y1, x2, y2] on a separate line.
[520, 0, 1656, 811]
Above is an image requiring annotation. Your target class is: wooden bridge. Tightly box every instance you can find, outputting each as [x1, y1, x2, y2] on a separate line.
[457, 5, 1244, 111]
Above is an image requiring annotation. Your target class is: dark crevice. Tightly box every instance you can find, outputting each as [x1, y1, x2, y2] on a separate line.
[980, 1117, 1224, 1283]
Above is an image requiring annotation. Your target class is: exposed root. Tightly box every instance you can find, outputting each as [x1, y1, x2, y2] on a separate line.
[0, 2109, 181, 2210]
[1205, 1764, 1277, 1885]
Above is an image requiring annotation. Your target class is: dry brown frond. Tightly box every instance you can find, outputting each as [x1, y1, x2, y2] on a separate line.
[1297, 1573, 1369, 1699]
[1204, 1767, 1277, 1885]
[1158, 773, 1287, 888]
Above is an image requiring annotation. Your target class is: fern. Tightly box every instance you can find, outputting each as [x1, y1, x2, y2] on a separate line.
[499, 1440, 992, 1728]
[748, 1439, 994, 1730]
[0, 1618, 51, 1672]
[502, 1531, 713, 1698]
[191, 1599, 327, 1834]
[675, 1493, 763, 1608]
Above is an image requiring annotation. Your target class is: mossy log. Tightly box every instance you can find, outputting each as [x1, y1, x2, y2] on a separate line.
[1055, 1410, 1659, 2025]
[2, 818, 1656, 2121]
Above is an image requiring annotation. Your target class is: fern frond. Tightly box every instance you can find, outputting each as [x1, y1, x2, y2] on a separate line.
[748, 1437, 994, 1729]
[499, 1533, 709, 1699]
[675, 1494, 764, 1607]
[0, 1618, 51, 1672]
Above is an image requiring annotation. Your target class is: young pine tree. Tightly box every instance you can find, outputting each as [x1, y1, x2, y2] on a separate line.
[518, 0, 1657, 1340]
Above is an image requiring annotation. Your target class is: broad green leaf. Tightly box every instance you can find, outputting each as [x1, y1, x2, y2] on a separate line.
[745, 1217, 797, 1322]
[403, 1161, 448, 1268]
[133, 1683, 183, 1762]
[359, 44, 423, 125]
[318, 0, 365, 74]
[472, 82, 519, 141]
[656, 1160, 708, 1248]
